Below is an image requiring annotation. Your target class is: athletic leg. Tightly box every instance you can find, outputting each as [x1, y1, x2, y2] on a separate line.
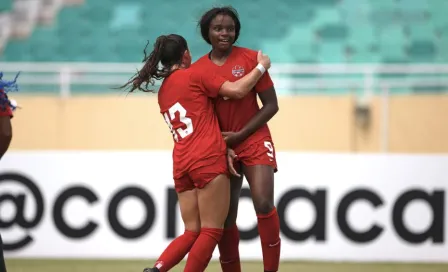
[0, 115, 12, 160]
[0, 233, 6, 272]
[184, 173, 230, 272]
[0, 116, 12, 272]
[144, 175, 200, 272]
[218, 162, 243, 272]
[244, 164, 280, 272]
[150, 188, 200, 272]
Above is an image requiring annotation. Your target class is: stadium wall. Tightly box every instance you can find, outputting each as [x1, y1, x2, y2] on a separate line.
[1, 151, 447, 262]
[8, 95, 448, 153]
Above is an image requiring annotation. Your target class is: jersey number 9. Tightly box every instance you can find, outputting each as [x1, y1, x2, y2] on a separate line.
[163, 102, 194, 142]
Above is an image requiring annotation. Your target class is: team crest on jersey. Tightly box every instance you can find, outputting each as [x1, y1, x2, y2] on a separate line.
[232, 65, 245, 77]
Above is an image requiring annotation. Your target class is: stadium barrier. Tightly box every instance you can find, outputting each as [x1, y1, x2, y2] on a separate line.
[2, 62, 448, 96]
[5, 95, 448, 153]
[0, 151, 447, 262]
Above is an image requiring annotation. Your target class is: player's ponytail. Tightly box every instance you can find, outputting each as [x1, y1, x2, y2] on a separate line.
[118, 34, 189, 93]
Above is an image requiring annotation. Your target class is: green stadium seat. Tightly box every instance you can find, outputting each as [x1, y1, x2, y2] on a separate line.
[311, 8, 341, 28]
[317, 43, 346, 62]
[406, 24, 435, 40]
[0, 0, 13, 12]
[350, 46, 381, 63]
[371, 0, 397, 9]
[1, 0, 448, 71]
[348, 25, 377, 47]
[379, 26, 406, 45]
[408, 40, 436, 62]
[317, 24, 348, 41]
[397, 0, 429, 13]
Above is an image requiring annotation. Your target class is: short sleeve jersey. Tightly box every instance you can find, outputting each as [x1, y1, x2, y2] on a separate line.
[193, 46, 274, 153]
[158, 68, 227, 179]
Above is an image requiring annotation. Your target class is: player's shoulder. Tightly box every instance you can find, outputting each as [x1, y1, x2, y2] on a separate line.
[192, 54, 210, 67]
[233, 46, 258, 63]
[188, 65, 206, 84]
[161, 69, 192, 87]
[159, 70, 192, 93]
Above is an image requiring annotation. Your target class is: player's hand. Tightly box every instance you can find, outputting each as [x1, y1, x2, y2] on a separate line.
[222, 131, 243, 148]
[227, 148, 241, 177]
[257, 50, 271, 70]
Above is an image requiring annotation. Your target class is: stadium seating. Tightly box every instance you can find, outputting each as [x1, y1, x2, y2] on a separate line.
[1, 0, 448, 95]
[1, 0, 447, 64]
[0, 0, 13, 12]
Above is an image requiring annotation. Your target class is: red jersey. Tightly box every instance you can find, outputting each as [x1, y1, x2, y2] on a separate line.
[158, 68, 227, 179]
[194, 46, 274, 153]
[0, 89, 13, 117]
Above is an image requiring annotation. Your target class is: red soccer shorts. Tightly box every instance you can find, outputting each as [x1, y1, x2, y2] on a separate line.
[236, 137, 278, 172]
[174, 155, 229, 193]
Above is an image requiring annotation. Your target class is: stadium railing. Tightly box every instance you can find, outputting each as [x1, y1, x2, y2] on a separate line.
[2, 62, 448, 96]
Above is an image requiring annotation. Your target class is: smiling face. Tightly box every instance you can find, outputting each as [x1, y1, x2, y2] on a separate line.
[208, 14, 236, 52]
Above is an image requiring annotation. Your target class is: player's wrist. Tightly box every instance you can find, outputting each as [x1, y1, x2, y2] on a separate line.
[235, 130, 247, 144]
[256, 63, 266, 74]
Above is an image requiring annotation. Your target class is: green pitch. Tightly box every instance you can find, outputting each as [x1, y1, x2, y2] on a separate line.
[6, 259, 448, 272]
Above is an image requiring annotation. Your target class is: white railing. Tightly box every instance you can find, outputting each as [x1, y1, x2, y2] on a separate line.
[1, 62, 448, 97]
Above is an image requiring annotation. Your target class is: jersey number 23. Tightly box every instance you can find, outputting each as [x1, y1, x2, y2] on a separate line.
[163, 102, 194, 142]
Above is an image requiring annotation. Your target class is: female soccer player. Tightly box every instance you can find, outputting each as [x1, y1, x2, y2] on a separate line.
[119, 34, 271, 272]
[196, 6, 281, 272]
[0, 71, 20, 272]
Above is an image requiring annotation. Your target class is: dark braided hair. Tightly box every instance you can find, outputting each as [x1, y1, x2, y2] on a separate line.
[119, 34, 189, 93]
[198, 6, 241, 45]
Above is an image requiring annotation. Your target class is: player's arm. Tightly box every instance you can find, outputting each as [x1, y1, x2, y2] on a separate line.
[236, 86, 279, 141]
[218, 50, 271, 99]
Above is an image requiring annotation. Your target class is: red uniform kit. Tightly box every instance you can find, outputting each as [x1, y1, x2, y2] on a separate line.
[194, 46, 277, 170]
[0, 90, 13, 117]
[158, 68, 229, 192]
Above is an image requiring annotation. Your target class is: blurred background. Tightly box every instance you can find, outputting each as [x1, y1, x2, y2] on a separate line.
[0, 0, 448, 271]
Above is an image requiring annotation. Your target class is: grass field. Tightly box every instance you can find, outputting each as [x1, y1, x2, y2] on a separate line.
[6, 259, 448, 272]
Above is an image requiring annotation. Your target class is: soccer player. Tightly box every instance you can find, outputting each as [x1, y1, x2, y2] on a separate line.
[0, 71, 20, 272]
[196, 7, 281, 272]
[119, 34, 271, 272]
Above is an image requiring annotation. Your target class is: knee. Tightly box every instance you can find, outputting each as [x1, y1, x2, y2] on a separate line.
[254, 199, 274, 215]
[184, 218, 201, 233]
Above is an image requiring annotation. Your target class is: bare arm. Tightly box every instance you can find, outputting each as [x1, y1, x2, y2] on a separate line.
[235, 87, 279, 141]
[218, 67, 265, 99]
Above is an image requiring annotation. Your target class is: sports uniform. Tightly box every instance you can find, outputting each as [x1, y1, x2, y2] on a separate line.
[158, 68, 229, 192]
[194, 46, 277, 171]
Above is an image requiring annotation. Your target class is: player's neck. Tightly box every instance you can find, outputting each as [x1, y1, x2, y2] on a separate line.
[210, 47, 232, 63]
[170, 64, 187, 71]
